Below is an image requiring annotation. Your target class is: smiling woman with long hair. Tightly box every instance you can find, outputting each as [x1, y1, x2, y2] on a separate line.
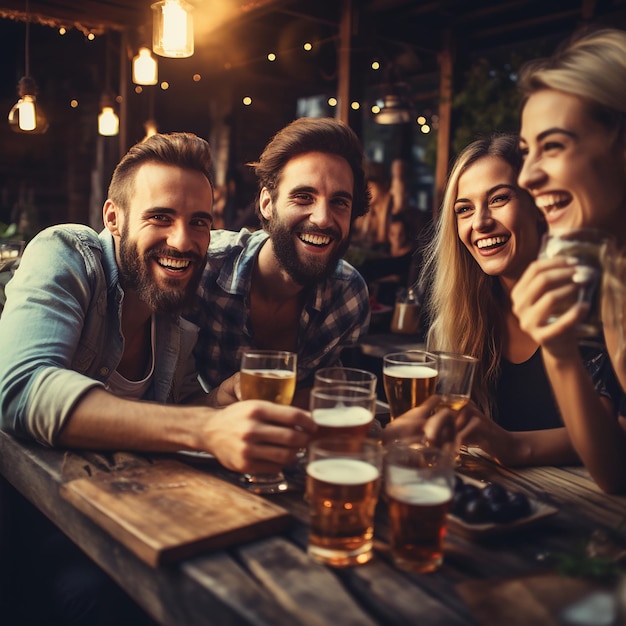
[386, 133, 620, 467]
[511, 27, 626, 492]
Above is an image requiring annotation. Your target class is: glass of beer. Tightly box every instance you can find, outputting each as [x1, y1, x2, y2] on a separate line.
[382, 350, 439, 420]
[432, 351, 478, 412]
[239, 349, 297, 494]
[310, 384, 377, 441]
[314, 367, 377, 394]
[306, 437, 383, 567]
[539, 228, 612, 338]
[384, 438, 454, 573]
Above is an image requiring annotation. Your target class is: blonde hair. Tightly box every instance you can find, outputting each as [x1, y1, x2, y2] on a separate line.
[518, 28, 626, 138]
[421, 134, 538, 416]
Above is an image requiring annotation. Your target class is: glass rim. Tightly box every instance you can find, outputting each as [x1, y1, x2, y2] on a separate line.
[315, 366, 377, 381]
[383, 350, 438, 364]
[240, 349, 296, 357]
[429, 350, 478, 364]
[310, 384, 377, 400]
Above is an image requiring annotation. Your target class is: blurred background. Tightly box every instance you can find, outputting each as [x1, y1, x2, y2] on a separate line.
[1, 0, 625, 239]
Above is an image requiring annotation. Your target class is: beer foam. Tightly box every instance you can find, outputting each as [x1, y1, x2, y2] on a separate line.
[387, 481, 452, 505]
[241, 368, 294, 379]
[312, 406, 372, 427]
[384, 364, 438, 379]
[307, 458, 380, 485]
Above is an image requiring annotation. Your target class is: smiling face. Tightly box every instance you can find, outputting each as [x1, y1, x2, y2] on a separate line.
[518, 89, 626, 235]
[455, 156, 542, 285]
[105, 162, 213, 313]
[260, 151, 354, 286]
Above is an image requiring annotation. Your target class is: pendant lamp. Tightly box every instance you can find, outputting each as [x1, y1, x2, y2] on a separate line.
[152, 0, 194, 58]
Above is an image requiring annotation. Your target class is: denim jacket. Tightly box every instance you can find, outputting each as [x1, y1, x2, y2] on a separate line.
[0, 225, 203, 446]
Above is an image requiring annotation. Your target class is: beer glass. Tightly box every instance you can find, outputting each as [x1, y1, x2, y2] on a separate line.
[539, 228, 611, 338]
[314, 367, 377, 393]
[306, 437, 383, 567]
[310, 384, 377, 441]
[0, 240, 25, 271]
[382, 350, 438, 420]
[239, 349, 297, 494]
[385, 438, 454, 573]
[432, 351, 478, 412]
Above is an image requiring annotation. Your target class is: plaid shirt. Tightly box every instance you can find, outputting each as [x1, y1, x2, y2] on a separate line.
[192, 229, 371, 389]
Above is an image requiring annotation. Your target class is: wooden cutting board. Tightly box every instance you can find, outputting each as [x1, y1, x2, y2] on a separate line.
[60, 458, 292, 567]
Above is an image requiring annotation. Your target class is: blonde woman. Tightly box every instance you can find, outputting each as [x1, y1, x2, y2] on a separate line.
[386, 134, 620, 465]
[511, 28, 626, 492]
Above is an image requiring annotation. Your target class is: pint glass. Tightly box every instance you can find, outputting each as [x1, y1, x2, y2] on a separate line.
[310, 384, 377, 441]
[306, 437, 383, 567]
[383, 351, 438, 419]
[385, 439, 454, 573]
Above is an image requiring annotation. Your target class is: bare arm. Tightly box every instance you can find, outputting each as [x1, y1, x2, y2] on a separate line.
[455, 403, 579, 466]
[58, 388, 316, 475]
[512, 258, 626, 493]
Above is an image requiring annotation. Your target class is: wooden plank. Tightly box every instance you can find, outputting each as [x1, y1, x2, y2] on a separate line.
[239, 536, 377, 626]
[60, 459, 292, 566]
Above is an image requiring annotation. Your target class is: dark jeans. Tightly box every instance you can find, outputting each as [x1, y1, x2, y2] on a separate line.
[1, 483, 158, 626]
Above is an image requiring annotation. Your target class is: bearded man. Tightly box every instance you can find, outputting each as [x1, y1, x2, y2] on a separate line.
[0, 132, 314, 625]
[191, 117, 371, 407]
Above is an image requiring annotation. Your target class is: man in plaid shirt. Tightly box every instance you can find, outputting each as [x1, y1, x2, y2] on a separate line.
[192, 117, 371, 407]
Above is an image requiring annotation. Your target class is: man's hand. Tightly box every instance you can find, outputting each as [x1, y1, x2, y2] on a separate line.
[201, 400, 316, 474]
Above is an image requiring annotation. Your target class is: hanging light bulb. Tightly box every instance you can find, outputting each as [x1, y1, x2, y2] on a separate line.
[133, 47, 158, 85]
[98, 93, 119, 136]
[8, 78, 37, 131]
[7, 2, 48, 134]
[152, 0, 194, 58]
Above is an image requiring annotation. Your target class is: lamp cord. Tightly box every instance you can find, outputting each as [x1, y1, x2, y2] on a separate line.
[24, 0, 30, 76]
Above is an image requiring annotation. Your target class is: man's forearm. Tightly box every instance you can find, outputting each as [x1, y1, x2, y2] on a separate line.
[57, 387, 208, 452]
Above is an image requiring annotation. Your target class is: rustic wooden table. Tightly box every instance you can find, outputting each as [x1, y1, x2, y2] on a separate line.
[1, 429, 625, 626]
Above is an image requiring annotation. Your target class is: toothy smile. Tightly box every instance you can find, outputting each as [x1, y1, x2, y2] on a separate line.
[534, 192, 571, 212]
[476, 235, 509, 249]
[157, 257, 191, 271]
[299, 232, 331, 246]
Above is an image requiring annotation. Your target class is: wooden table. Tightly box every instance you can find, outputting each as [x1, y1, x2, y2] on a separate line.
[1, 428, 625, 626]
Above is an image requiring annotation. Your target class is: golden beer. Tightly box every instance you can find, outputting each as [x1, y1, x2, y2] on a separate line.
[436, 394, 469, 412]
[306, 457, 381, 566]
[386, 481, 452, 573]
[383, 364, 438, 419]
[240, 368, 296, 405]
[312, 406, 373, 441]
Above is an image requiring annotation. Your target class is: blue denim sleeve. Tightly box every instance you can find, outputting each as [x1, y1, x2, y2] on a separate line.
[0, 227, 105, 445]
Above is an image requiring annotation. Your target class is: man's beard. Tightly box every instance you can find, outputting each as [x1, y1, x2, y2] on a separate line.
[267, 217, 349, 286]
[118, 234, 205, 315]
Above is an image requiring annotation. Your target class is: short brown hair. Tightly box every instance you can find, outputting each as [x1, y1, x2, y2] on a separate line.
[249, 117, 370, 228]
[107, 132, 214, 210]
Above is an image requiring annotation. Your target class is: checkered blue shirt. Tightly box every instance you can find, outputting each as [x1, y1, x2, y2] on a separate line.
[191, 229, 371, 390]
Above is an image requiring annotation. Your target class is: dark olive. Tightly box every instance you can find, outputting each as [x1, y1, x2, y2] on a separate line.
[460, 483, 481, 501]
[487, 499, 516, 523]
[461, 497, 491, 524]
[482, 482, 508, 503]
[451, 489, 467, 516]
[507, 491, 532, 519]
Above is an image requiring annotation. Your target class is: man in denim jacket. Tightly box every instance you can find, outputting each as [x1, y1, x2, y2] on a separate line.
[0, 132, 314, 625]
[0, 132, 313, 472]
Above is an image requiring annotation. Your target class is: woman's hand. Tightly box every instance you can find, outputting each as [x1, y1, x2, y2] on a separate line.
[511, 257, 587, 359]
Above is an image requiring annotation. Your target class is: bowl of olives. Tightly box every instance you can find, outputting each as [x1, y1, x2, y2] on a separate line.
[447, 475, 558, 538]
